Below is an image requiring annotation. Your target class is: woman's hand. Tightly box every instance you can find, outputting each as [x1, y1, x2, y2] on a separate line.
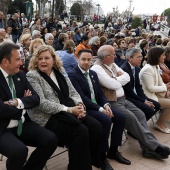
[69, 105, 86, 118]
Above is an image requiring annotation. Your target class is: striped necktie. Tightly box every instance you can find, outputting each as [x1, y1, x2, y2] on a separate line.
[7, 75, 22, 136]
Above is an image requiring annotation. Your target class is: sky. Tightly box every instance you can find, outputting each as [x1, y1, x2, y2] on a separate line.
[96, 0, 170, 15]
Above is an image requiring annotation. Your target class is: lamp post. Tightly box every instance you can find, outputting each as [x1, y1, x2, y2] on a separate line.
[51, 0, 55, 22]
[96, 3, 100, 25]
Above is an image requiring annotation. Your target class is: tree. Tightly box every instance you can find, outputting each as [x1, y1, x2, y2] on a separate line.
[131, 16, 142, 29]
[0, 0, 10, 15]
[8, 0, 31, 14]
[70, 3, 83, 21]
[161, 8, 170, 25]
[55, 0, 64, 17]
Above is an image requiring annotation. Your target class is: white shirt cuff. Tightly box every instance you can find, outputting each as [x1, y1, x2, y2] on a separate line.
[62, 106, 68, 112]
[16, 98, 24, 109]
[99, 107, 104, 112]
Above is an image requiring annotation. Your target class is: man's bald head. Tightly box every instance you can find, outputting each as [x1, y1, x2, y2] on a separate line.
[97, 45, 115, 60]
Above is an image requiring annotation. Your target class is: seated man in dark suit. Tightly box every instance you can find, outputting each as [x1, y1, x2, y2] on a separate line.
[121, 47, 161, 122]
[0, 42, 58, 170]
[68, 49, 131, 169]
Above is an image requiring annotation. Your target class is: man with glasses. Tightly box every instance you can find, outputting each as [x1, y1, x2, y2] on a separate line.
[91, 45, 170, 160]
[121, 48, 161, 121]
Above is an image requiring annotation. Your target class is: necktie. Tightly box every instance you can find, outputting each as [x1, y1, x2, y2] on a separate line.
[84, 72, 97, 104]
[131, 68, 137, 94]
[7, 75, 22, 136]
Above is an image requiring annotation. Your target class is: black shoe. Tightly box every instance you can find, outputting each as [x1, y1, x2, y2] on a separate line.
[142, 148, 168, 159]
[156, 145, 170, 156]
[100, 159, 114, 170]
[107, 151, 131, 165]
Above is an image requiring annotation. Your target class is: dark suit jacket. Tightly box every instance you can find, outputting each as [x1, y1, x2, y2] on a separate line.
[0, 70, 40, 134]
[68, 66, 108, 111]
[121, 61, 147, 103]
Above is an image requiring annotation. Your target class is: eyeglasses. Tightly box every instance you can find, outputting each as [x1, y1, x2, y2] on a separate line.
[107, 54, 116, 57]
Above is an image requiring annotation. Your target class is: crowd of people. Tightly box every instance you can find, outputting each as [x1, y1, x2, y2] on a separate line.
[1, 9, 170, 170]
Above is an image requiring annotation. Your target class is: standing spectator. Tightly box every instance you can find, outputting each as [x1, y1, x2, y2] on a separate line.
[0, 11, 5, 29]
[7, 13, 21, 43]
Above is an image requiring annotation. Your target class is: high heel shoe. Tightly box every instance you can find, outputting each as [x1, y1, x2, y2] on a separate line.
[154, 124, 170, 134]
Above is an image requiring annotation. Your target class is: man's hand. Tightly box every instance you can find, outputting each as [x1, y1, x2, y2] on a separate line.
[104, 105, 113, 118]
[117, 71, 123, 77]
[120, 55, 126, 60]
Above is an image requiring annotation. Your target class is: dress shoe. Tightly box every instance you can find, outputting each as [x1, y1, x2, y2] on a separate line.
[154, 124, 170, 134]
[100, 159, 114, 170]
[107, 151, 131, 165]
[142, 148, 168, 159]
[155, 145, 170, 156]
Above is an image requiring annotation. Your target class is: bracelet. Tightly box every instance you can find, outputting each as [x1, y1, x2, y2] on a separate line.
[69, 107, 73, 114]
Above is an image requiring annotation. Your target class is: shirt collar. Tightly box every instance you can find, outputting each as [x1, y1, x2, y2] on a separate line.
[0, 67, 9, 79]
[78, 64, 89, 74]
[128, 62, 135, 69]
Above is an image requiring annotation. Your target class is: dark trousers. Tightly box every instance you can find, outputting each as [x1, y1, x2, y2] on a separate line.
[127, 97, 161, 121]
[87, 107, 125, 152]
[0, 121, 58, 170]
[45, 114, 102, 170]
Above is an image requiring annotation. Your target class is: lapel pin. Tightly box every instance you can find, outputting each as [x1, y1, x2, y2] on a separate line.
[17, 78, 20, 81]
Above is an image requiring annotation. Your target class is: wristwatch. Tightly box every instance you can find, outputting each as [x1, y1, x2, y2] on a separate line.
[8, 99, 15, 106]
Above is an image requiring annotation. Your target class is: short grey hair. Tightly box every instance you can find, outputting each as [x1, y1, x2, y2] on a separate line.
[97, 48, 110, 59]
[88, 36, 99, 46]
[125, 47, 141, 60]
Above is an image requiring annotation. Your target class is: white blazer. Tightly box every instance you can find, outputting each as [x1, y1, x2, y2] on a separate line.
[139, 64, 167, 101]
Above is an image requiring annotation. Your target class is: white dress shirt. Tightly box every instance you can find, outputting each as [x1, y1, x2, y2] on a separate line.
[91, 62, 130, 98]
[0, 67, 25, 128]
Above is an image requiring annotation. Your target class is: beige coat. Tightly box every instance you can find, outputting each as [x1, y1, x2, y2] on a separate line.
[139, 64, 167, 102]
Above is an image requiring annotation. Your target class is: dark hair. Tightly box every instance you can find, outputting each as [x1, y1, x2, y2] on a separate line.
[78, 49, 93, 58]
[106, 39, 114, 45]
[81, 35, 89, 42]
[147, 47, 164, 65]
[0, 42, 20, 63]
[164, 46, 170, 59]
[140, 39, 148, 49]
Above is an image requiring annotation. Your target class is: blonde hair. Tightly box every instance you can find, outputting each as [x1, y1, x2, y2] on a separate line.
[29, 38, 45, 55]
[29, 45, 62, 71]
[19, 34, 31, 45]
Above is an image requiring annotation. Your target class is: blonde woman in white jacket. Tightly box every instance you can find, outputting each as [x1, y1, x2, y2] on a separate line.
[140, 47, 170, 134]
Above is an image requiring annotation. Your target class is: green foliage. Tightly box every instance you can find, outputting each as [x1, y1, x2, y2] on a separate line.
[8, 0, 32, 14]
[161, 8, 170, 25]
[70, 3, 83, 16]
[131, 16, 142, 29]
